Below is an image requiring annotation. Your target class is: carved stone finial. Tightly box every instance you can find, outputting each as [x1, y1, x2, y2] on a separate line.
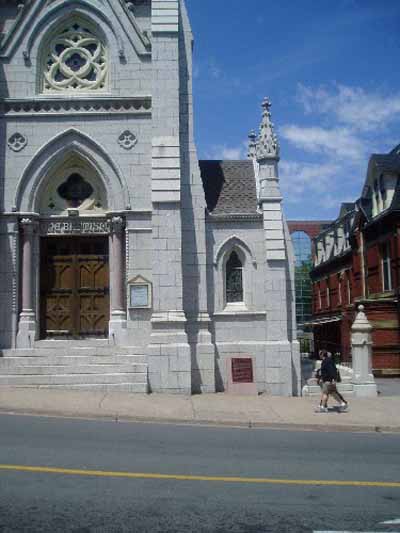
[247, 130, 257, 160]
[256, 97, 280, 161]
[352, 304, 372, 333]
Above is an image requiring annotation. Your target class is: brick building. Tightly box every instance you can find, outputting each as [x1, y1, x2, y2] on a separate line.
[310, 145, 400, 375]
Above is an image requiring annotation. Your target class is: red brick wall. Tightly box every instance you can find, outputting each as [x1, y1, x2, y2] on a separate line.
[367, 303, 400, 372]
[311, 223, 400, 373]
[288, 221, 331, 240]
[366, 244, 381, 295]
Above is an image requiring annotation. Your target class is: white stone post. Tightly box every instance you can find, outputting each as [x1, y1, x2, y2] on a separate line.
[109, 216, 127, 344]
[16, 218, 38, 348]
[351, 305, 377, 397]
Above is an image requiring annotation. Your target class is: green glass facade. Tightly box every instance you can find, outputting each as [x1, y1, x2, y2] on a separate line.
[291, 231, 313, 328]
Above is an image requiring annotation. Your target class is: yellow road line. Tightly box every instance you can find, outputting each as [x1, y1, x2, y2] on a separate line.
[0, 464, 399, 488]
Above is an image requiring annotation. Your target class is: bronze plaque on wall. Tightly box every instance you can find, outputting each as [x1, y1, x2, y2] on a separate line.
[231, 358, 254, 384]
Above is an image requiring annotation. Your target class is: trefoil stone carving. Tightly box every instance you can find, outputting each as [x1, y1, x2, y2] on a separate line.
[8, 132, 27, 152]
[118, 130, 137, 150]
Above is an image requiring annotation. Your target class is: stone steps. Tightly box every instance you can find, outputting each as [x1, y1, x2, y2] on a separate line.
[0, 372, 147, 386]
[0, 355, 147, 366]
[34, 339, 111, 348]
[1, 346, 145, 357]
[302, 383, 355, 396]
[0, 345, 149, 392]
[0, 364, 147, 375]
[6, 383, 148, 393]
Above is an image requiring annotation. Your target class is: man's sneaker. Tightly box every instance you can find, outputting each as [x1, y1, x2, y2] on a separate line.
[315, 405, 328, 413]
[340, 402, 349, 412]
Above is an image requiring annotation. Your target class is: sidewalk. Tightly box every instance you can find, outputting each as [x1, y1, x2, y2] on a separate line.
[0, 387, 399, 433]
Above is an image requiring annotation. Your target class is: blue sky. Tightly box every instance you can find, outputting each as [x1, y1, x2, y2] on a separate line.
[185, 0, 400, 220]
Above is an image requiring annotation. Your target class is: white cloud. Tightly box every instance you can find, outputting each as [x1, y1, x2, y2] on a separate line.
[297, 83, 400, 132]
[279, 83, 400, 213]
[209, 59, 222, 80]
[319, 193, 355, 210]
[206, 141, 248, 160]
[280, 125, 365, 161]
[280, 161, 340, 202]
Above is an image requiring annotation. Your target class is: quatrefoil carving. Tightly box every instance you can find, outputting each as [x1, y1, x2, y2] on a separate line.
[118, 130, 137, 150]
[8, 132, 27, 152]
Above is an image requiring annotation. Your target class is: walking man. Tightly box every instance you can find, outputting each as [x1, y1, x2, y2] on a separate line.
[316, 350, 349, 413]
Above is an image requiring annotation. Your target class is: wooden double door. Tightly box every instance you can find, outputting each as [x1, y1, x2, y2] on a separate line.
[40, 237, 110, 338]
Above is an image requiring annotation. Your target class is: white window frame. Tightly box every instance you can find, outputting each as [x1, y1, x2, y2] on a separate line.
[338, 273, 342, 305]
[381, 241, 392, 292]
[326, 279, 330, 309]
[346, 272, 352, 305]
[318, 283, 322, 310]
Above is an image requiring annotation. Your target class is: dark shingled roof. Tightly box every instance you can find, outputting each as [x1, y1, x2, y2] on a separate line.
[369, 148, 400, 174]
[199, 160, 258, 215]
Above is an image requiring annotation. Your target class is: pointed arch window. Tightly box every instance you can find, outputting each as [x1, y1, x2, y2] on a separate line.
[226, 251, 244, 303]
[41, 20, 108, 93]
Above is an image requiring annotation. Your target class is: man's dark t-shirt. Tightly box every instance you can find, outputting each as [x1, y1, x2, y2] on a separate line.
[320, 357, 337, 382]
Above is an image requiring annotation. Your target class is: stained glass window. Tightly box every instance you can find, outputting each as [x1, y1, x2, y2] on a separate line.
[226, 251, 243, 303]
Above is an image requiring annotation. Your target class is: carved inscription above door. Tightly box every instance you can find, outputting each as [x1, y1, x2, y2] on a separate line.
[40, 237, 109, 338]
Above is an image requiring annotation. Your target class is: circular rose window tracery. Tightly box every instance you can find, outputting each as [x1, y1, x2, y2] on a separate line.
[43, 22, 107, 92]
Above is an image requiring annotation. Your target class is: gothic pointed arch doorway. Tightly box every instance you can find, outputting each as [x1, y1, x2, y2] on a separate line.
[15, 134, 128, 347]
[38, 157, 111, 339]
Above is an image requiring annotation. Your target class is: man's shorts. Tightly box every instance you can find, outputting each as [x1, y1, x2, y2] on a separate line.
[322, 381, 337, 394]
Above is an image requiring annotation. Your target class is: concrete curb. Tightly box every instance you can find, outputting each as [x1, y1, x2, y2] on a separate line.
[0, 388, 399, 434]
[1, 407, 399, 435]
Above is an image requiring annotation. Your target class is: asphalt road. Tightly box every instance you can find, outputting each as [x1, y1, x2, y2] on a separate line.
[0, 414, 399, 532]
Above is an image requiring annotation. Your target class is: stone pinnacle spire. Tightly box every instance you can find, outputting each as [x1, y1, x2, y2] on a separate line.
[256, 97, 280, 161]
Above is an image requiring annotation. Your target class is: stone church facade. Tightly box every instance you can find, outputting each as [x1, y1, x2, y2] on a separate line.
[0, 0, 300, 395]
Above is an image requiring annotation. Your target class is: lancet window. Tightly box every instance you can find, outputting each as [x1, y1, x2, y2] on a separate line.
[225, 251, 244, 303]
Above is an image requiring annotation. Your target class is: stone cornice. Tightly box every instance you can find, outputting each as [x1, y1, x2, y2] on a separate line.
[0, 96, 152, 117]
[212, 311, 267, 318]
[207, 212, 262, 223]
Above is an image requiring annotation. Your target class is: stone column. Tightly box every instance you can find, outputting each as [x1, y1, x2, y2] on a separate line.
[16, 218, 38, 348]
[109, 216, 127, 344]
[147, 1, 191, 394]
[351, 305, 377, 397]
